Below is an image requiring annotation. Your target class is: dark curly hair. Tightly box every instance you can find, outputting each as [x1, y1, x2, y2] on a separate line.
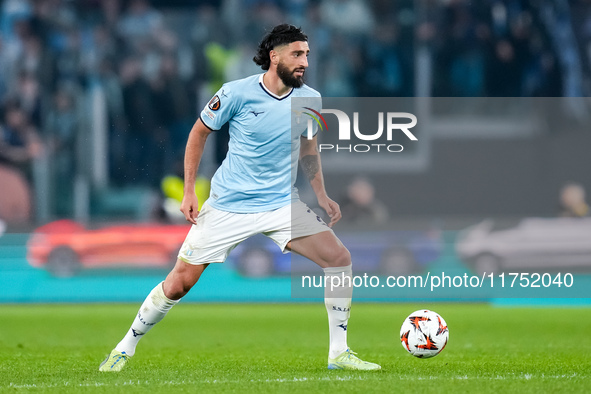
[253, 24, 308, 70]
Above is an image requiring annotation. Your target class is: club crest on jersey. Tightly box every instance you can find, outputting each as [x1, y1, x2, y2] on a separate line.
[208, 95, 221, 111]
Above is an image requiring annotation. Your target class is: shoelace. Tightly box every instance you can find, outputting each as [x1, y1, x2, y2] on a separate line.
[110, 353, 127, 368]
[345, 350, 361, 363]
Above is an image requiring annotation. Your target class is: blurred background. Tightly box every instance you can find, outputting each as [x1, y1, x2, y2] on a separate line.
[0, 0, 590, 302]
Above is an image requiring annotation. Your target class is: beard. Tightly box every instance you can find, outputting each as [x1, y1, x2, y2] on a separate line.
[277, 61, 305, 88]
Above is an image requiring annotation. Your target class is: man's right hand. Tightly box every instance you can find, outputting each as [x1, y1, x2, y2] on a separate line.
[180, 193, 199, 225]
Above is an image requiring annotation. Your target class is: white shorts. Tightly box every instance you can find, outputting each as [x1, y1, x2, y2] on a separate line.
[178, 200, 332, 265]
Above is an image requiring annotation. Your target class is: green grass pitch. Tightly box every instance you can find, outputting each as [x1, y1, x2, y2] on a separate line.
[1, 303, 589, 393]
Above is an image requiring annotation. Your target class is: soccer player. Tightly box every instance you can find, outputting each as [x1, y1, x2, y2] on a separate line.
[99, 24, 380, 372]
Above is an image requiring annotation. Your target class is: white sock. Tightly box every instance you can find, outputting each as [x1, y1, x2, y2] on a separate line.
[324, 264, 353, 359]
[115, 282, 179, 356]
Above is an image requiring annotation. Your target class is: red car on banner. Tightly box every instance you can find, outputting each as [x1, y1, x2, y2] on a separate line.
[28, 220, 443, 278]
[27, 220, 190, 277]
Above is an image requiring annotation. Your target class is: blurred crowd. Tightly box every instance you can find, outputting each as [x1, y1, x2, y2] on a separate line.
[0, 0, 588, 222]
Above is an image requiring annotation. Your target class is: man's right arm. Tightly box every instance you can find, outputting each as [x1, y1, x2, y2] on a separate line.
[180, 118, 213, 224]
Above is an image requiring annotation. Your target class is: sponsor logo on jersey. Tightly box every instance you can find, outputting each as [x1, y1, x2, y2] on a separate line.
[205, 109, 216, 120]
[208, 95, 221, 111]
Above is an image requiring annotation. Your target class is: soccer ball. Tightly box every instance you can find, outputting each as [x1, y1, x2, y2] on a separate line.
[400, 309, 449, 358]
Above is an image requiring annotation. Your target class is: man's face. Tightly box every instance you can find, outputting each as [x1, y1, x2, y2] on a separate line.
[275, 41, 309, 88]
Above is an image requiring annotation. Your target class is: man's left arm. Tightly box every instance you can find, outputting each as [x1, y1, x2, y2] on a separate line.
[300, 135, 342, 227]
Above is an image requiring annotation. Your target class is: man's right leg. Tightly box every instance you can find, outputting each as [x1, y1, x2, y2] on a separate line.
[99, 260, 208, 372]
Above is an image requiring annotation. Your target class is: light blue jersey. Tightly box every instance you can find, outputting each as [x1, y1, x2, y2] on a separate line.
[200, 73, 321, 213]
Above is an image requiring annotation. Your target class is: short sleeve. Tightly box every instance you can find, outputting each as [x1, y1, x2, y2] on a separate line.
[200, 84, 239, 131]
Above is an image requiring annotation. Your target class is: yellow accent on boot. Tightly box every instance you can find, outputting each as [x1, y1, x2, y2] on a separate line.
[99, 349, 130, 372]
[328, 349, 381, 371]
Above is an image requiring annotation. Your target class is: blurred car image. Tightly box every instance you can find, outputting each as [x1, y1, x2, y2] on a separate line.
[28, 220, 442, 278]
[27, 220, 190, 277]
[455, 217, 591, 275]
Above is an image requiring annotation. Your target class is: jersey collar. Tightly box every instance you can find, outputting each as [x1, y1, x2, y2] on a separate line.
[259, 74, 294, 101]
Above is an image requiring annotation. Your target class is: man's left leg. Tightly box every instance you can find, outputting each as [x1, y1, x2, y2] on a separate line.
[288, 231, 381, 371]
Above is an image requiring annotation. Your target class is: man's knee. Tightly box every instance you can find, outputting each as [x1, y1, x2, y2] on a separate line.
[163, 276, 192, 300]
[328, 245, 351, 267]
[163, 261, 206, 300]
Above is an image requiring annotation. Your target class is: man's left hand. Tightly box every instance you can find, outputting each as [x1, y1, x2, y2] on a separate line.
[318, 196, 342, 227]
